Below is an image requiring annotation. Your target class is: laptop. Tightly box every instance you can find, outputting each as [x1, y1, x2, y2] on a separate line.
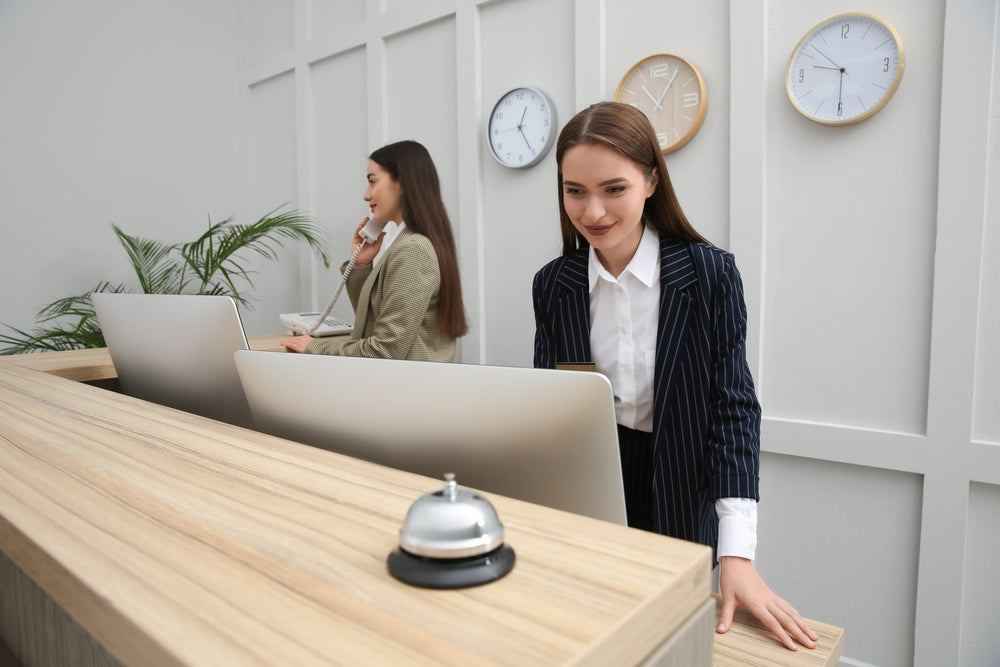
[234, 350, 627, 525]
[92, 293, 254, 428]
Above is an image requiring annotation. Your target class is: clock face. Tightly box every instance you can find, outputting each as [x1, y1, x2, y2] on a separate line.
[614, 54, 707, 153]
[786, 13, 904, 125]
[487, 87, 556, 168]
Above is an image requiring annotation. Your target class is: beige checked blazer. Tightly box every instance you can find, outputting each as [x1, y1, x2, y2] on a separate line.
[305, 228, 456, 362]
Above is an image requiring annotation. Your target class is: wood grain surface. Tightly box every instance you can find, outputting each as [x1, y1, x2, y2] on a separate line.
[0, 359, 712, 666]
[712, 594, 844, 666]
[1, 342, 845, 666]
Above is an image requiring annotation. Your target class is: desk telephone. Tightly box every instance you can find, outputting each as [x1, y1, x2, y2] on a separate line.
[279, 219, 387, 337]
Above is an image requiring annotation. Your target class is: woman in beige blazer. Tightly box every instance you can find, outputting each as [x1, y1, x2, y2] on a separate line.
[281, 141, 467, 362]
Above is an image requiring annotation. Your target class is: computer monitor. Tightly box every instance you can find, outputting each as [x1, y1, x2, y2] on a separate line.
[233, 350, 627, 525]
[92, 293, 254, 428]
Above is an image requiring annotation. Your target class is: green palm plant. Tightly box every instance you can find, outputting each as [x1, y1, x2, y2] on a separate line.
[0, 206, 330, 354]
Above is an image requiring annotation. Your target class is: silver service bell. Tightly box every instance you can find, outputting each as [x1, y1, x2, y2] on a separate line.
[387, 473, 516, 589]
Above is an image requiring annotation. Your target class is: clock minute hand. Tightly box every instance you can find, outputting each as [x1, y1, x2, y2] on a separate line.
[837, 68, 845, 116]
[517, 125, 533, 151]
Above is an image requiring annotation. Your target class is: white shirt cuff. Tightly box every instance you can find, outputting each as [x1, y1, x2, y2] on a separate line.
[715, 497, 757, 562]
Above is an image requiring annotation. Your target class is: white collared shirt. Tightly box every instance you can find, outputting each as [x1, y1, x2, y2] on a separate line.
[587, 225, 757, 562]
[372, 221, 405, 267]
[589, 225, 660, 432]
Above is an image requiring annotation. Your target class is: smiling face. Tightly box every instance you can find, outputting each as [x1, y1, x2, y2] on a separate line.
[560, 143, 657, 276]
[364, 160, 403, 224]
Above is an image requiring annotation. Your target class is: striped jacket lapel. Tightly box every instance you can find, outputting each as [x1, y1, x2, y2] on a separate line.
[552, 250, 591, 363]
[654, 242, 698, 410]
[551, 242, 699, 369]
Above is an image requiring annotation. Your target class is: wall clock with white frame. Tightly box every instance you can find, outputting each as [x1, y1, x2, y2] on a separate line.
[487, 86, 557, 169]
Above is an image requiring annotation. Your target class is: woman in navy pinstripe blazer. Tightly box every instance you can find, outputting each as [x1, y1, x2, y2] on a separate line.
[532, 102, 816, 652]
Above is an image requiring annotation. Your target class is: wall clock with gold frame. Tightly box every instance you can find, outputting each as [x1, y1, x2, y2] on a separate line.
[786, 13, 904, 125]
[614, 53, 708, 154]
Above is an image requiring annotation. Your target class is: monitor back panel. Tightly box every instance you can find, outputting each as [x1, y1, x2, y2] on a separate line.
[234, 350, 627, 525]
[93, 293, 254, 428]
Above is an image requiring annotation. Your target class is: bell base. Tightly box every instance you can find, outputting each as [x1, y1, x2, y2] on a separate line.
[387, 545, 515, 589]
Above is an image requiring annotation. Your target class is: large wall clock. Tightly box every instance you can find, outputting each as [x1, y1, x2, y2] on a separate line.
[614, 53, 708, 154]
[786, 13, 905, 125]
[487, 86, 557, 169]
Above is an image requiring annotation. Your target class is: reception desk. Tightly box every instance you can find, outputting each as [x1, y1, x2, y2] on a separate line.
[0, 341, 843, 666]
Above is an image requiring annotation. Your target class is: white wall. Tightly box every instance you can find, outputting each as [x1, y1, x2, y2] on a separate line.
[0, 0, 251, 331]
[1, 1, 998, 665]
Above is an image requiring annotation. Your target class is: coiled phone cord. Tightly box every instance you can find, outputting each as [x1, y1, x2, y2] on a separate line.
[305, 241, 364, 336]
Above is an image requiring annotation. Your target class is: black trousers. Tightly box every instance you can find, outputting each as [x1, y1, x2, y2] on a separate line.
[617, 424, 655, 532]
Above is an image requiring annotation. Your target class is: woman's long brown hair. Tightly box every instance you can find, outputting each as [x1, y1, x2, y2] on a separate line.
[554, 102, 709, 256]
[369, 140, 469, 338]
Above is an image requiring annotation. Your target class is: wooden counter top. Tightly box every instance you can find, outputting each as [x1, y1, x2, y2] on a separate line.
[0, 342, 844, 665]
[0, 359, 712, 665]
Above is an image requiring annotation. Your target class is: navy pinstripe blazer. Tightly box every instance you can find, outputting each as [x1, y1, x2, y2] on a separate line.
[532, 239, 760, 550]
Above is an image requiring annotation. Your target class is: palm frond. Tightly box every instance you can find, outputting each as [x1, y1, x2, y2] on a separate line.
[37, 281, 121, 321]
[3, 206, 329, 352]
[180, 215, 234, 290]
[0, 323, 107, 354]
[112, 224, 185, 294]
[0, 282, 122, 354]
[180, 205, 331, 304]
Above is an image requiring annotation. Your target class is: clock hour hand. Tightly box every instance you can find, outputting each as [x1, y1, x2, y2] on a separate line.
[809, 45, 843, 71]
[641, 85, 663, 111]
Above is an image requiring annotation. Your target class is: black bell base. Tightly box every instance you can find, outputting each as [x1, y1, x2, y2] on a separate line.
[387, 545, 515, 589]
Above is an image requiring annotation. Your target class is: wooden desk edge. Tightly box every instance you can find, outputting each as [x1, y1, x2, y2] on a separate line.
[0, 334, 289, 382]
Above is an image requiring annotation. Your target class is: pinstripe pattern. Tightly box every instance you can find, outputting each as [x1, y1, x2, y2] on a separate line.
[532, 239, 760, 551]
[617, 424, 655, 531]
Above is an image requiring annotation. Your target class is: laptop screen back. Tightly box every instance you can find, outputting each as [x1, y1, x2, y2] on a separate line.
[234, 350, 627, 525]
[93, 293, 253, 428]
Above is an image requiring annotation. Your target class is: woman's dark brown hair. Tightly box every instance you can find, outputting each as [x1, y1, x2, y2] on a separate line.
[369, 140, 468, 338]
[554, 102, 709, 255]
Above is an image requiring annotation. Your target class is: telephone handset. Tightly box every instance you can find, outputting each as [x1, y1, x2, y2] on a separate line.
[358, 218, 387, 244]
[279, 218, 387, 337]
